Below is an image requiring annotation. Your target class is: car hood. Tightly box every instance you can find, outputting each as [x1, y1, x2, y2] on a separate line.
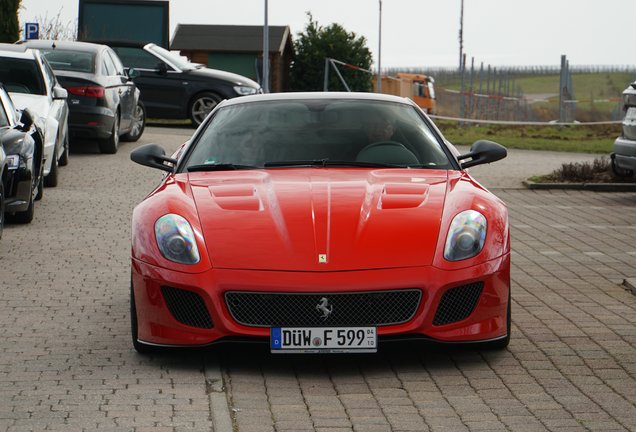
[188, 169, 449, 271]
[9, 93, 51, 119]
[185, 66, 260, 88]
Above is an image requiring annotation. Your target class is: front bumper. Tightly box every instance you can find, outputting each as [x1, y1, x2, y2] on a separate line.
[613, 136, 636, 171]
[132, 254, 510, 348]
[4, 165, 33, 213]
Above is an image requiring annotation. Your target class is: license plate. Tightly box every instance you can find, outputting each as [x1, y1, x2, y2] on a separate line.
[270, 327, 377, 353]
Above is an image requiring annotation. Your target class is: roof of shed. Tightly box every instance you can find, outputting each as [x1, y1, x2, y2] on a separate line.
[171, 24, 291, 54]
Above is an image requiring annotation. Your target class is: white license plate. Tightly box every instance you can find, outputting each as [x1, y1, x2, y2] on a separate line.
[271, 327, 377, 353]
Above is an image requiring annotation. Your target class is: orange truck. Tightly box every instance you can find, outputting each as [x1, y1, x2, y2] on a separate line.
[374, 73, 437, 114]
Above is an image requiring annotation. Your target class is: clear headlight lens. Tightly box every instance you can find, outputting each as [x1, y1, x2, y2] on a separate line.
[233, 85, 258, 96]
[444, 210, 487, 261]
[155, 214, 200, 264]
[6, 154, 19, 170]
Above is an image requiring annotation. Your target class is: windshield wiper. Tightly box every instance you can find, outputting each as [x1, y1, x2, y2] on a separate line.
[264, 159, 404, 168]
[187, 163, 259, 172]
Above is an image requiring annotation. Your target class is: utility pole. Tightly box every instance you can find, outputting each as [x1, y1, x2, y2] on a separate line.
[377, 0, 382, 92]
[458, 0, 464, 70]
[262, 0, 270, 93]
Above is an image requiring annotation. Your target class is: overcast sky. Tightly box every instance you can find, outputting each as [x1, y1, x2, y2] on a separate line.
[19, 0, 633, 69]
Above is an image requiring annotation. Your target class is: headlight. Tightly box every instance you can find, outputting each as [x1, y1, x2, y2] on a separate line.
[233, 85, 258, 96]
[155, 214, 200, 264]
[6, 154, 20, 170]
[444, 210, 487, 261]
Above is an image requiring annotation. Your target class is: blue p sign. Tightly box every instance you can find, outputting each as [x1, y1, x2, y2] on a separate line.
[25, 23, 39, 40]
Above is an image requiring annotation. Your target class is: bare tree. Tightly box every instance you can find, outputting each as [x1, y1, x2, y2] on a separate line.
[34, 9, 77, 40]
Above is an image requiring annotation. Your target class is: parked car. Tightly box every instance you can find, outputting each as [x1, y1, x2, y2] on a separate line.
[0, 84, 45, 224]
[0, 43, 68, 187]
[0, 138, 5, 239]
[611, 81, 636, 177]
[24, 40, 145, 154]
[129, 92, 510, 354]
[94, 41, 261, 126]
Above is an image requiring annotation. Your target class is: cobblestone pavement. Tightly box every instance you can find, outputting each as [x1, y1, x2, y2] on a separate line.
[0, 127, 634, 431]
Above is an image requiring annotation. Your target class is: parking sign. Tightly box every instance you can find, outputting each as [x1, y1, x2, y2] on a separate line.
[25, 23, 39, 40]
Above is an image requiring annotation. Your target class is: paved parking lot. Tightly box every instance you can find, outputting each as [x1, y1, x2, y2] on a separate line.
[0, 126, 634, 431]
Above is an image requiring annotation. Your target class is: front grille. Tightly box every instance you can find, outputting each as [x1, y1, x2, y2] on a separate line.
[225, 290, 422, 327]
[433, 282, 484, 326]
[161, 286, 213, 329]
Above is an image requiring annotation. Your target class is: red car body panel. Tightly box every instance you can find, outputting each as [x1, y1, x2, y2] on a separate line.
[131, 166, 510, 347]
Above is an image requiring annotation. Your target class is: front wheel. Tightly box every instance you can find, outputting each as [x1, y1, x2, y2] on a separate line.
[44, 153, 58, 187]
[189, 92, 221, 127]
[99, 114, 120, 154]
[122, 102, 146, 142]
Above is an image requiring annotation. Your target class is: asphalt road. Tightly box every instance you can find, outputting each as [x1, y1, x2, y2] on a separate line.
[0, 126, 634, 432]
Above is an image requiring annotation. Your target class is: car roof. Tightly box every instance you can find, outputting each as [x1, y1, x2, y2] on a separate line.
[0, 43, 38, 60]
[86, 40, 152, 49]
[23, 39, 105, 53]
[220, 92, 414, 107]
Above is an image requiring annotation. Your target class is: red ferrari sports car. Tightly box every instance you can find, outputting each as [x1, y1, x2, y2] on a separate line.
[130, 92, 510, 354]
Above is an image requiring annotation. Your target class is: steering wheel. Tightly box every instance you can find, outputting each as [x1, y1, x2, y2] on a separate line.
[355, 141, 419, 165]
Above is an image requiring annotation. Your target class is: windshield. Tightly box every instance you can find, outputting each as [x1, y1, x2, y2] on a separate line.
[183, 99, 452, 171]
[148, 44, 194, 70]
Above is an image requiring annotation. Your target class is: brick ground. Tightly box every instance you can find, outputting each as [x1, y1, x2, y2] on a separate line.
[0, 127, 634, 431]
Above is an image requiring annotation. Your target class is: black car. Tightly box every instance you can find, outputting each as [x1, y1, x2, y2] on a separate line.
[94, 41, 261, 126]
[0, 85, 44, 224]
[24, 40, 145, 154]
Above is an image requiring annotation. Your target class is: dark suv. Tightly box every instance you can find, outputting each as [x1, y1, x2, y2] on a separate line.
[95, 41, 261, 126]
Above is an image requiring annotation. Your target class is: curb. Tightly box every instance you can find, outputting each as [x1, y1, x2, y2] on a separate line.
[523, 180, 636, 192]
[204, 356, 234, 432]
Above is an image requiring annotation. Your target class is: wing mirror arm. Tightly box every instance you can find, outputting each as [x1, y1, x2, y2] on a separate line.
[458, 140, 507, 169]
[130, 144, 177, 173]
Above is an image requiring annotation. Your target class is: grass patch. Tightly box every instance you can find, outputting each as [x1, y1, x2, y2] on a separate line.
[437, 122, 620, 153]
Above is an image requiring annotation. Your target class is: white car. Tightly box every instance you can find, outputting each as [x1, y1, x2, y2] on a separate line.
[0, 44, 69, 187]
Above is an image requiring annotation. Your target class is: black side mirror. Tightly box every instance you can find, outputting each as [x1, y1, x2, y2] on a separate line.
[131, 144, 177, 172]
[457, 140, 507, 169]
[52, 86, 68, 100]
[126, 67, 139, 79]
[19, 108, 34, 131]
[156, 62, 168, 75]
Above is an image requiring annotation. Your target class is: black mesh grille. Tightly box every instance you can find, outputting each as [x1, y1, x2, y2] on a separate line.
[225, 290, 422, 327]
[433, 282, 484, 326]
[161, 286, 213, 329]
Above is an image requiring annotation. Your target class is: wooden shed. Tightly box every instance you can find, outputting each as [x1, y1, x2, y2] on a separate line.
[170, 24, 292, 93]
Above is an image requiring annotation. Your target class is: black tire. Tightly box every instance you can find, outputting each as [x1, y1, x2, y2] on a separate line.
[59, 133, 69, 166]
[35, 174, 43, 201]
[44, 152, 58, 187]
[99, 114, 120, 154]
[611, 153, 634, 178]
[122, 102, 146, 142]
[131, 279, 154, 354]
[0, 181, 5, 240]
[189, 92, 221, 127]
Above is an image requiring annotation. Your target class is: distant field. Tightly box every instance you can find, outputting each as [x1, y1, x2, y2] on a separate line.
[437, 122, 620, 154]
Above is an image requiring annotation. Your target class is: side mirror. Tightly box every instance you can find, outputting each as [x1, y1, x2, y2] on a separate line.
[52, 86, 68, 100]
[19, 108, 34, 131]
[126, 67, 139, 79]
[156, 62, 168, 75]
[131, 144, 177, 173]
[457, 140, 507, 169]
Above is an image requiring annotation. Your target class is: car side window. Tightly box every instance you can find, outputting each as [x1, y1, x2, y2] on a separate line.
[41, 58, 57, 93]
[106, 49, 125, 76]
[111, 47, 160, 70]
[101, 51, 117, 76]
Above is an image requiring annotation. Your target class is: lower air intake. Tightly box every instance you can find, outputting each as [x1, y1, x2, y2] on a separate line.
[161, 286, 213, 329]
[433, 282, 484, 326]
